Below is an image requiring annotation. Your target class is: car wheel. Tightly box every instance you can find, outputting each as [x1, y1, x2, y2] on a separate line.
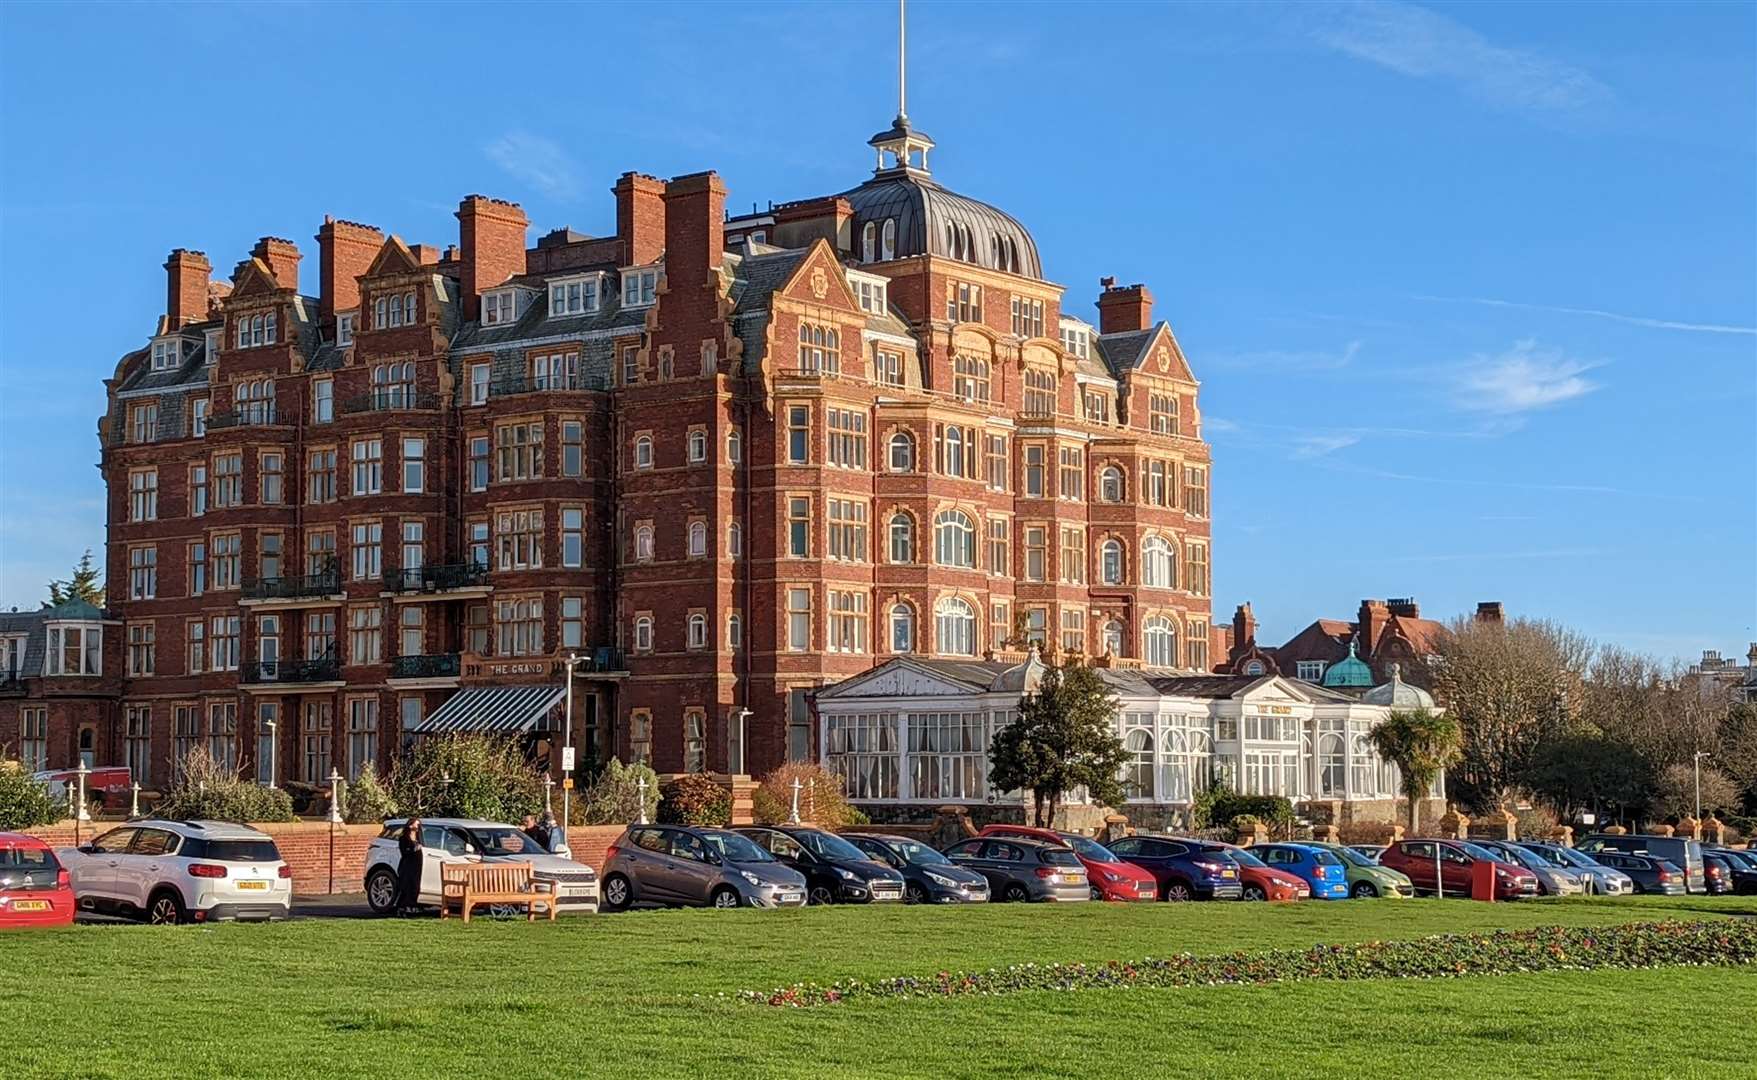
[1164, 882, 1194, 902]
[710, 886, 742, 909]
[904, 882, 929, 905]
[147, 889, 186, 926]
[1351, 881, 1379, 899]
[808, 884, 837, 906]
[1089, 885, 1104, 901]
[602, 873, 633, 912]
[1243, 884, 1266, 901]
[1002, 883, 1031, 903]
[365, 868, 400, 915]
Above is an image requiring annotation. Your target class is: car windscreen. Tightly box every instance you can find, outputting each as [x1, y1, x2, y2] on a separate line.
[699, 830, 773, 863]
[1225, 848, 1265, 869]
[1455, 842, 1500, 861]
[466, 827, 545, 857]
[1303, 848, 1342, 865]
[1332, 846, 1376, 869]
[796, 830, 868, 862]
[1059, 835, 1119, 862]
[1040, 848, 1083, 868]
[183, 839, 280, 862]
[1494, 846, 1544, 871]
[894, 840, 951, 866]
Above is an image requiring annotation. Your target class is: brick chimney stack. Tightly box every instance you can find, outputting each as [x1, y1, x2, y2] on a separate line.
[1475, 601, 1505, 624]
[1387, 598, 1420, 619]
[1358, 599, 1390, 655]
[316, 216, 384, 325]
[614, 172, 667, 267]
[662, 171, 727, 284]
[1232, 602, 1257, 650]
[251, 237, 302, 292]
[1096, 281, 1153, 334]
[165, 249, 212, 327]
[456, 195, 529, 321]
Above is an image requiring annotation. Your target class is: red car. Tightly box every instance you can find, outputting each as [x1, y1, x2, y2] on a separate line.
[1378, 838, 1539, 900]
[1193, 841, 1310, 901]
[0, 832, 76, 928]
[978, 825, 1157, 901]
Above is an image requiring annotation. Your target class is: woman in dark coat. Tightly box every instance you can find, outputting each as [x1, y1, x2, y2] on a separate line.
[396, 818, 424, 916]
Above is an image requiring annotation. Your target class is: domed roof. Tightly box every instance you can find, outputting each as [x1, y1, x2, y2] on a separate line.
[1361, 663, 1436, 709]
[839, 118, 1043, 279]
[1321, 641, 1375, 689]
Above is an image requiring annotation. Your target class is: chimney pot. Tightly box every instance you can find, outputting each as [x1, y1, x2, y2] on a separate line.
[1096, 282, 1154, 334]
[456, 195, 529, 321]
[614, 172, 668, 267]
[164, 249, 213, 328]
[250, 237, 302, 292]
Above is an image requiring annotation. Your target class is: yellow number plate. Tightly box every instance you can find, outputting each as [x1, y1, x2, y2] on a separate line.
[236, 880, 269, 891]
[12, 900, 50, 911]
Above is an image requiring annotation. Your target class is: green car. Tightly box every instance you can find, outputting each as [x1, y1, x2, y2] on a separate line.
[1306, 842, 1414, 898]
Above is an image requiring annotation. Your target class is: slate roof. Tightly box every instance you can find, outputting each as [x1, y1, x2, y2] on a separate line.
[1093, 326, 1158, 378]
[0, 600, 108, 680]
[836, 170, 1043, 279]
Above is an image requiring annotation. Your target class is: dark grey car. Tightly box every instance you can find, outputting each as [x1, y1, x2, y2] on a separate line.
[600, 826, 807, 910]
[943, 836, 1089, 902]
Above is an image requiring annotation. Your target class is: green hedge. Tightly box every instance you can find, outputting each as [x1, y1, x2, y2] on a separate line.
[738, 920, 1757, 1007]
[1192, 785, 1294, 829]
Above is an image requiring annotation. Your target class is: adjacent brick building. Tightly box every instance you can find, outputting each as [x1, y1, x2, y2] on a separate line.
[75, 113, 1214, 791]
[1221, 598, 1506, 686]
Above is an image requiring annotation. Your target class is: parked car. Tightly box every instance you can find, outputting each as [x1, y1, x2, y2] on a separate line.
[1251, 843, 1350, 900]
[1188, 841, 1308, 901]
[59, 820, 291, 924]
[1303, 841, 1415, 898]
[844, 834, 989, 903]
[363, 818, 598, 915]
[1104, 835, 1244, 901]
[1515, 842, 1636, 896]
[1588, 851, 1686, 895]
[1577, 833, 1706, 894]
[1476, 840, 1586, 897]
[1702, 852, 1737, 895]
[0, 832, 75, 928]
[1377, 839, 1539, 899]
[978, 825, 1156, 901]
[737, 826, 903, 904]
[1704, 847, 1757, 894]
[942, 836, 1090, 902]
[1347, 844, 1387, 863]
[600, 825, 807, 910]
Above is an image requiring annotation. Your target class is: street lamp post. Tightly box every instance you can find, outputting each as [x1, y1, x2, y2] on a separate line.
[264, 718, 277, 789]
[542, 774, 555, 814]
[558, 652, 593, 851]
[789, 777, 804, 825]
[74, 761, 91, 845]
[636, 775, 649, 825]
[328, 768, 344, 825]
[130, 782, 140, 819]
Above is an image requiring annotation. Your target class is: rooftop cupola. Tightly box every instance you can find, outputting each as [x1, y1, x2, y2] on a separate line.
[869, 0, 934, 174]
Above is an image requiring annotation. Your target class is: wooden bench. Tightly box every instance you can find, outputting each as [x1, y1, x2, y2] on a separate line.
[439, 861, 557, 923]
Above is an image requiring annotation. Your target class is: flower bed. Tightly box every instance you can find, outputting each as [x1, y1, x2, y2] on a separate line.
[735, 920, 1757, 1007]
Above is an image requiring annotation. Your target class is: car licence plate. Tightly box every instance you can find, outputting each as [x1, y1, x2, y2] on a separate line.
[1222, 869, 1236, 878]
[778, 892, 801, 904]
[236, 880, 268, 890]
[12, 900, 49, 912]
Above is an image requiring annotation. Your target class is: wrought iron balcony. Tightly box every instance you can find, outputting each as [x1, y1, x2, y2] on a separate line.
[241, 655, 341, 685]
[207, 406, 280, 430]
[491, 374, 587, 396]
[381, 562, 489, 594]
[242, 566, 341, 601]
[339, 390, 440, 415]
[390, 653, 461, 680]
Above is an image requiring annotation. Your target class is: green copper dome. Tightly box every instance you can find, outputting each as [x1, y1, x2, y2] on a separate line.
[1322, 640, 1375, 689]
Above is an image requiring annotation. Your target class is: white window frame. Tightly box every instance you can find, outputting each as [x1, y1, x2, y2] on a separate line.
[620, 266, 660, 308]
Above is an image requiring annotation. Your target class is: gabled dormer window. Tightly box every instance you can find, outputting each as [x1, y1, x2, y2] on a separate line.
[846, 271, 888, 315]
[336, 312, 356, 347]
[546, 277, 598, 318]
[621, 266, 659, 308]
[236, 311, 277, 349]
[1059, 320, 1091, 360]
[372, 291, 416, 330]
[150, 338, 182, 371]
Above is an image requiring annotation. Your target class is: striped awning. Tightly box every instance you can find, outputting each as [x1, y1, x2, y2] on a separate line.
[413, 685, 565, 735]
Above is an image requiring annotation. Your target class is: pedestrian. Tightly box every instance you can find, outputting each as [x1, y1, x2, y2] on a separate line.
[396, 818, 424, 917]
[541, 809, 565, 854]
[522, 813, 549, 851]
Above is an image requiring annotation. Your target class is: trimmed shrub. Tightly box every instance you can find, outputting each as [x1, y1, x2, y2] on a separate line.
[752, 762, 867, 828]
[344, 765, 399, 825]
[657, 774, 731, 827]
[571, 757, 660, 826]
[154, 747, 297, 823]
[387, 734, 544, 823]
[1193, 785, 1294, 831]
[0, 758, 62, 830]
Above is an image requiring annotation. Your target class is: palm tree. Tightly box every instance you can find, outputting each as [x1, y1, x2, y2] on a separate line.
[1367, 707, 1462, 834]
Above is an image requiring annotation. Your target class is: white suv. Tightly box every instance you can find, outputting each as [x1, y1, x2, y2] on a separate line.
[59, 820, 292, 924]
[363, 818, 599, 915]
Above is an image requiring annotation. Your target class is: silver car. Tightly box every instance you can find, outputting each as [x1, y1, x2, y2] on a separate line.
[943, 836, 1089, 902]
[1517, 842, 1635, 896]
[1482, 841, 1585, 896]
[600, 825, 807, 910]
[364, 818, 599, 915]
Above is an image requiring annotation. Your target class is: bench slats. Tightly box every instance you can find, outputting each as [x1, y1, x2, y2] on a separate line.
[437, 861, 558, 923]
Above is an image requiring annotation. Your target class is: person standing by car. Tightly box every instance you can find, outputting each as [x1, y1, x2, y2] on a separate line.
[540, 810, 565, 854]
[396, 818, 424, 916]
[521, 813, 550, 851]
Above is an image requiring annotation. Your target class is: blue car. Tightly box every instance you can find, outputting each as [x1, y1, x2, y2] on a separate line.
[1253, 843, 1349, 900]
[1105, 835, 1244, 901]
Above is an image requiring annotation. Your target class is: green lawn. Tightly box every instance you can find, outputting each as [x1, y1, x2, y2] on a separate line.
[8, 896, 1754, 1079]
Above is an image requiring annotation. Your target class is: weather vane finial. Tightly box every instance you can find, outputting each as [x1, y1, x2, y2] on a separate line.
[897, 0, 908, 122]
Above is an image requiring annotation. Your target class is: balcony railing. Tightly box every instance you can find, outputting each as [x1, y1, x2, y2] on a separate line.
[382, 562, 489, 594]
[242, 566, 341, 602]
[207, 406, 280, 430]
[390, 653, 461, 680]
[339, 390, 440, 415]
[241, 655, 341, 685]
[491, 374, 587, 397]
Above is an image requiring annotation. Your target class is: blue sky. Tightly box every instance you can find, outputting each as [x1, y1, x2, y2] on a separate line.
[1, 1, 1752, 658]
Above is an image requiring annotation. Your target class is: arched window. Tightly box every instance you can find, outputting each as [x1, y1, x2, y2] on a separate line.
[1142, 536, 1176, 589]
[688, 521, 707, 558]
[634, 525, 654, 562]
[1100, 539, 1124, 585]
[881, 218, 896, 259]
[687, 613, 707, 650]
[934, 597, 976, 656]
[1242, 659, 1266, 676]
[933, 510, 975, 568]
[862, 221, 877, 263]
[634, 435, 653, 470]
[1319, 733, 1345, 796]
[1125, 729, 1154, 799]
[888, 431, 915, 472]
[687, 430, 707, 463]
[1102, 620, 1123, 658]
[942, 426, 965, 475]
[890, 604, 914, 653]
[726, 427, 741, 463]
[727, 521, 742, 558]
[1353, 734, 1378, 797]
[1144, 616, 1177, 667]
[889, 513, 914, 564]
[727, 613, 742, 649]
[1100, 465, 1124, 503]
[633, 615, 654, 652]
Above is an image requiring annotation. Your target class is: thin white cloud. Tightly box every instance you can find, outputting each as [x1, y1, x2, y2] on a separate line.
[1381, 547, 1609, 563]
[1304, 1, 1612, 113]
[1292, 433, 1361, 459]
[1454, 340, 1600, 414]
[484, 132, 581, 200]
[1417, 294, 1757, 336]
[1207, 340, 1361, 372]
